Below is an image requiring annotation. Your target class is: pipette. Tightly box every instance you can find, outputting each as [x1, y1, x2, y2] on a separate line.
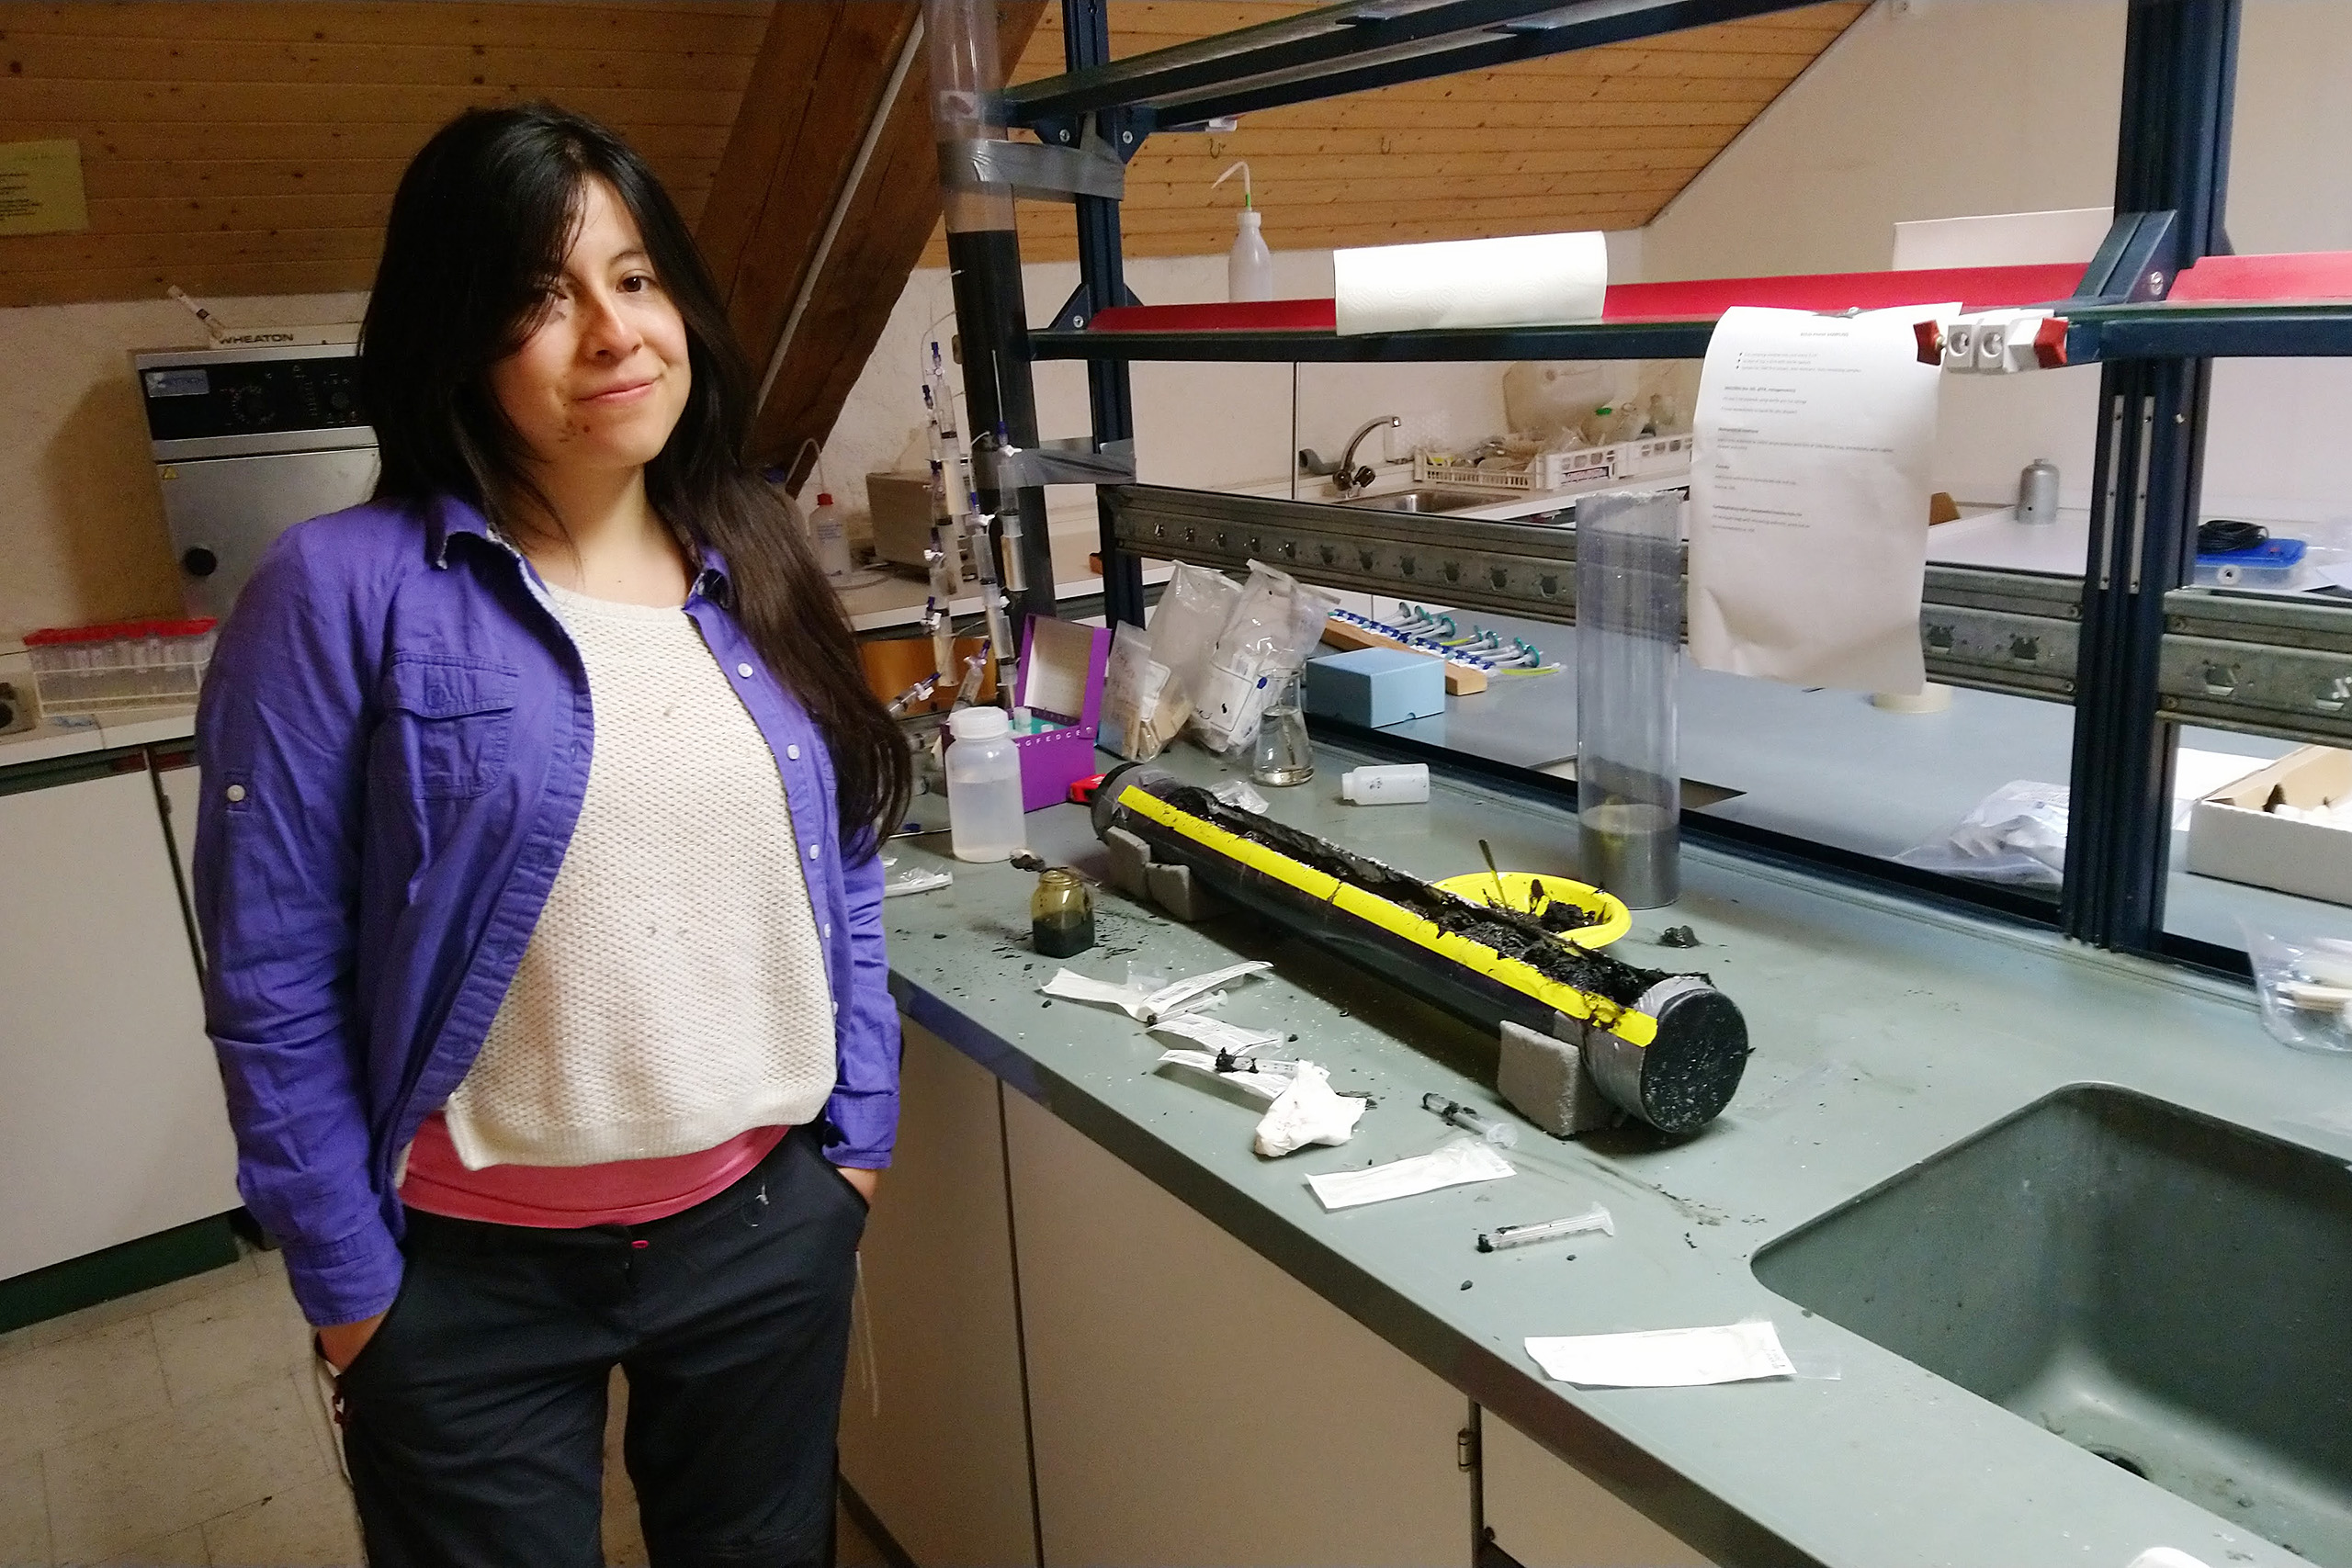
[1421, 1092, 1519, 1148]
[1475, 1204, 1615, 1253]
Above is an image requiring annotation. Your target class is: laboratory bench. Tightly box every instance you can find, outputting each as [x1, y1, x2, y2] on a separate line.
[862, 736, 2340, 1568]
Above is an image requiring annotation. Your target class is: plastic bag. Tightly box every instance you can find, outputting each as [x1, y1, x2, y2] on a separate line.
[1191, 561, 1340, 755]
[1892, 781, 2068, 887]
[1145, 563, 1241, 736]
[2242, 922, 2352, 1053]
[1098, 623, 1189, 761]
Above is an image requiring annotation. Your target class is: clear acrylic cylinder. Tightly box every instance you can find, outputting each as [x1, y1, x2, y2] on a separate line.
[1575, 489, 1682, 908]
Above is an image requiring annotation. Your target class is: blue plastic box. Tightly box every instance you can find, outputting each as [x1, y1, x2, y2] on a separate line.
[1303, 646, 1447, 728]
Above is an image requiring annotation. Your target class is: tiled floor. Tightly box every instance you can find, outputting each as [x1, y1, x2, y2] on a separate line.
[0, 1250, 894, 1568]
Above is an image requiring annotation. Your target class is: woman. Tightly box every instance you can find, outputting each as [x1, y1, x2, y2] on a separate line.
[194, 102, 909, 1565]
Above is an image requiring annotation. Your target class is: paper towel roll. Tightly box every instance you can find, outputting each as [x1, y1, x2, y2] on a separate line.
[1333, 231, 1607, 337]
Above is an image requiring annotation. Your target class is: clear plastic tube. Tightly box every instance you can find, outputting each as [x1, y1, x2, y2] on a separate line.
[1575, 489, 1682, 908]
[923, 0, 1014, 235]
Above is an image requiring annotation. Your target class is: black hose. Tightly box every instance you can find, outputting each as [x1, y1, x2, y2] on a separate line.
[2197, 518, 2268, 555]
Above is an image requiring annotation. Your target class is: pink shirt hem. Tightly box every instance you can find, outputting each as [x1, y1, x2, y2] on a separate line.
[399, 1111, 787, 1228]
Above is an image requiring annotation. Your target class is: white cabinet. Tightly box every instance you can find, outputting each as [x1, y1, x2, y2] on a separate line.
[153, 753, 201, 921]
[838, 1022, 1037, 1567]
[1480, 1414, 1713, 1568]
[0, 766, 240, 1280]
[1002, 1091, 1474, 1568]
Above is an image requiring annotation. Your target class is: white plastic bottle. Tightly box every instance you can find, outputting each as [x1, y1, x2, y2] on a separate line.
[1213, 161, 1273, 303]
[809, 491, 854, 579]
[1340, 763, 1430, 805]
[946, 706, 1026, 862]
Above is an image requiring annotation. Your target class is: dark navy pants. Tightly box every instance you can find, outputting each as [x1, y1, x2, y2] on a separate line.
[336, 1126, 866, 1567]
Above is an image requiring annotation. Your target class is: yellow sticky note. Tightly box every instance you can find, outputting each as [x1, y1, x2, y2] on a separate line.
[0, 140, 89, 235]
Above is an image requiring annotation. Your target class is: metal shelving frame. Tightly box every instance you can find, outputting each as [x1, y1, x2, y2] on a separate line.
[956, 0, 2351, 964]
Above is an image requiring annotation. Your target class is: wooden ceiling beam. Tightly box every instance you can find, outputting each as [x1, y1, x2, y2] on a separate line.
[738, 3, 1046, 482]
[697, 2, 922, 392]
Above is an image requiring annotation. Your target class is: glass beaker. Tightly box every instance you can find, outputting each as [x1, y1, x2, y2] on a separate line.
[1031, 868, 1095, 958]
[1249, 669, 1315, 786]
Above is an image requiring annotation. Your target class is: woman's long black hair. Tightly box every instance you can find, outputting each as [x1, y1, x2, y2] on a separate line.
[361, 102, 909, 850]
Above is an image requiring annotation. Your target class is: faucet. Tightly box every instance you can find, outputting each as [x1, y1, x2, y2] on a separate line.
[1297, 414, 1400, 500]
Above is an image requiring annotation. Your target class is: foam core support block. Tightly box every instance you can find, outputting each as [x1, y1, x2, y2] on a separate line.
[1498, 1021, 1621, 1137]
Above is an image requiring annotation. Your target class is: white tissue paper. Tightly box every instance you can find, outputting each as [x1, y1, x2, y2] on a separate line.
[1524, 1320, 1794, 1388]
[1213, 780, 1272, 814]
[1253, 1062, 1369, 1157]
[1334, 231, 1608, 337]
[1041, 961, 1272, 1024]
[1306, 1135, 1514, 1210]
[881, 867, 953, 897]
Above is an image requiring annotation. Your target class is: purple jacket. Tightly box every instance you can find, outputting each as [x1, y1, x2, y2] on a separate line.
[193, 493, 897, 1327]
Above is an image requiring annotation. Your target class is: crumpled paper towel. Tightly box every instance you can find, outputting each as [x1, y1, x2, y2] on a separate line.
[1252, 1061, 1367, 1157]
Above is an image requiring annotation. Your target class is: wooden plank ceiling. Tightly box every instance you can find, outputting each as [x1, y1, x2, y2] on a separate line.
[0, 1, 768, 307]
[922, 0, 1868, 266]
[0, 0, 1863, 317]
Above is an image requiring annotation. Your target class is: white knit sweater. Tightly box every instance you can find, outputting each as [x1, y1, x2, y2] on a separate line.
[440, 582, 837, 1170]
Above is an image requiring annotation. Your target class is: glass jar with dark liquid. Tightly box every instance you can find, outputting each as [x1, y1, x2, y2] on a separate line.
[1031, 867, 1095, 958]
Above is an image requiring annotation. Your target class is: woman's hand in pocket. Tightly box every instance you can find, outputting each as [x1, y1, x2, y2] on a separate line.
[317, 1311, 389, 1372]
[836, 1167, 879, 1206]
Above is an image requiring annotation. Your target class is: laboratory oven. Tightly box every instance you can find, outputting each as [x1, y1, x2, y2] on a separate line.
[134, 343, 377, 620]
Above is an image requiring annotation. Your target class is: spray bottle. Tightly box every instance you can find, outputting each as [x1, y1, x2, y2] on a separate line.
[1211, 162, 1273, 303]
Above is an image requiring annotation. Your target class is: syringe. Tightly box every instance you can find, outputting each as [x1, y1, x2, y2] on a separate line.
[1476, 1204, 1615, 1253]
[1214, 1047, 1301, 1077]
[1421, 1092, 1520, 1149]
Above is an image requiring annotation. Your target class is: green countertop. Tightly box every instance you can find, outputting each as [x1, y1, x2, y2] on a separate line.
[883, 738, 2333, 1568]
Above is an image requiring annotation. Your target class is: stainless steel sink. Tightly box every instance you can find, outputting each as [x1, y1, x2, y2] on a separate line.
[1754, 1086, 2352, 1564]
[1335, 487, 1493, 514]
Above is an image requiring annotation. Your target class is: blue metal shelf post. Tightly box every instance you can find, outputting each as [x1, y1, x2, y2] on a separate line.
[2063, 0, 2240, 952]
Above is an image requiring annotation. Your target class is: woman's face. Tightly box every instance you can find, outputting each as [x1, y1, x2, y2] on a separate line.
[488, 175, 691, 479]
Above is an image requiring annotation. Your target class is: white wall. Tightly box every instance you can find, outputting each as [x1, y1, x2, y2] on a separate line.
[1646, 0, 2352, 529]
[0, 295, 366, 640]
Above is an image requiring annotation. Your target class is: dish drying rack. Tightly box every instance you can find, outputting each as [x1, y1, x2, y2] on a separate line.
[1412, 434, 1694, 496]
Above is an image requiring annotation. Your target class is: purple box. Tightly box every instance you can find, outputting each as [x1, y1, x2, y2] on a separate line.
[1012, 615, 1111, 812]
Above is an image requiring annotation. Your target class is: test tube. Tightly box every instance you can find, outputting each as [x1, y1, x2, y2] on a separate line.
[1476, 1204, 1615, 1253]
[1575, 488, 1682, 908]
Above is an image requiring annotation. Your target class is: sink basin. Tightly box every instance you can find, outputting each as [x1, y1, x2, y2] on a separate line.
[1336, 487, 1494, 514]
[1755, 1085, 2352, 1563]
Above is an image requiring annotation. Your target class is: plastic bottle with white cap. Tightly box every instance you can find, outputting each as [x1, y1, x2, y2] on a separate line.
[1341, 763, 1429, 805]
[1212, 162, 1273, 303]
[945, 706, 1026, 861]
[808, 491, 854, 579]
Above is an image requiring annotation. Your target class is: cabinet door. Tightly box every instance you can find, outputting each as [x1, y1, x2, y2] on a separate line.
[153, 752, 201, 928]
[1481, 1414, 1713, 1568]
[0, 769, 240, 1279]
[837, 1022, 1037, 1567]
[1003, 1092, 1473, 1568]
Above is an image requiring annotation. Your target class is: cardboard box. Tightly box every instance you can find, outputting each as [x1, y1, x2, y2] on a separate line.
[1303, 646, 1446, 728]
[1011, 616, 1111, 812]
[2185, 745, 2352, 907]
[866, 469, 940, 570]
